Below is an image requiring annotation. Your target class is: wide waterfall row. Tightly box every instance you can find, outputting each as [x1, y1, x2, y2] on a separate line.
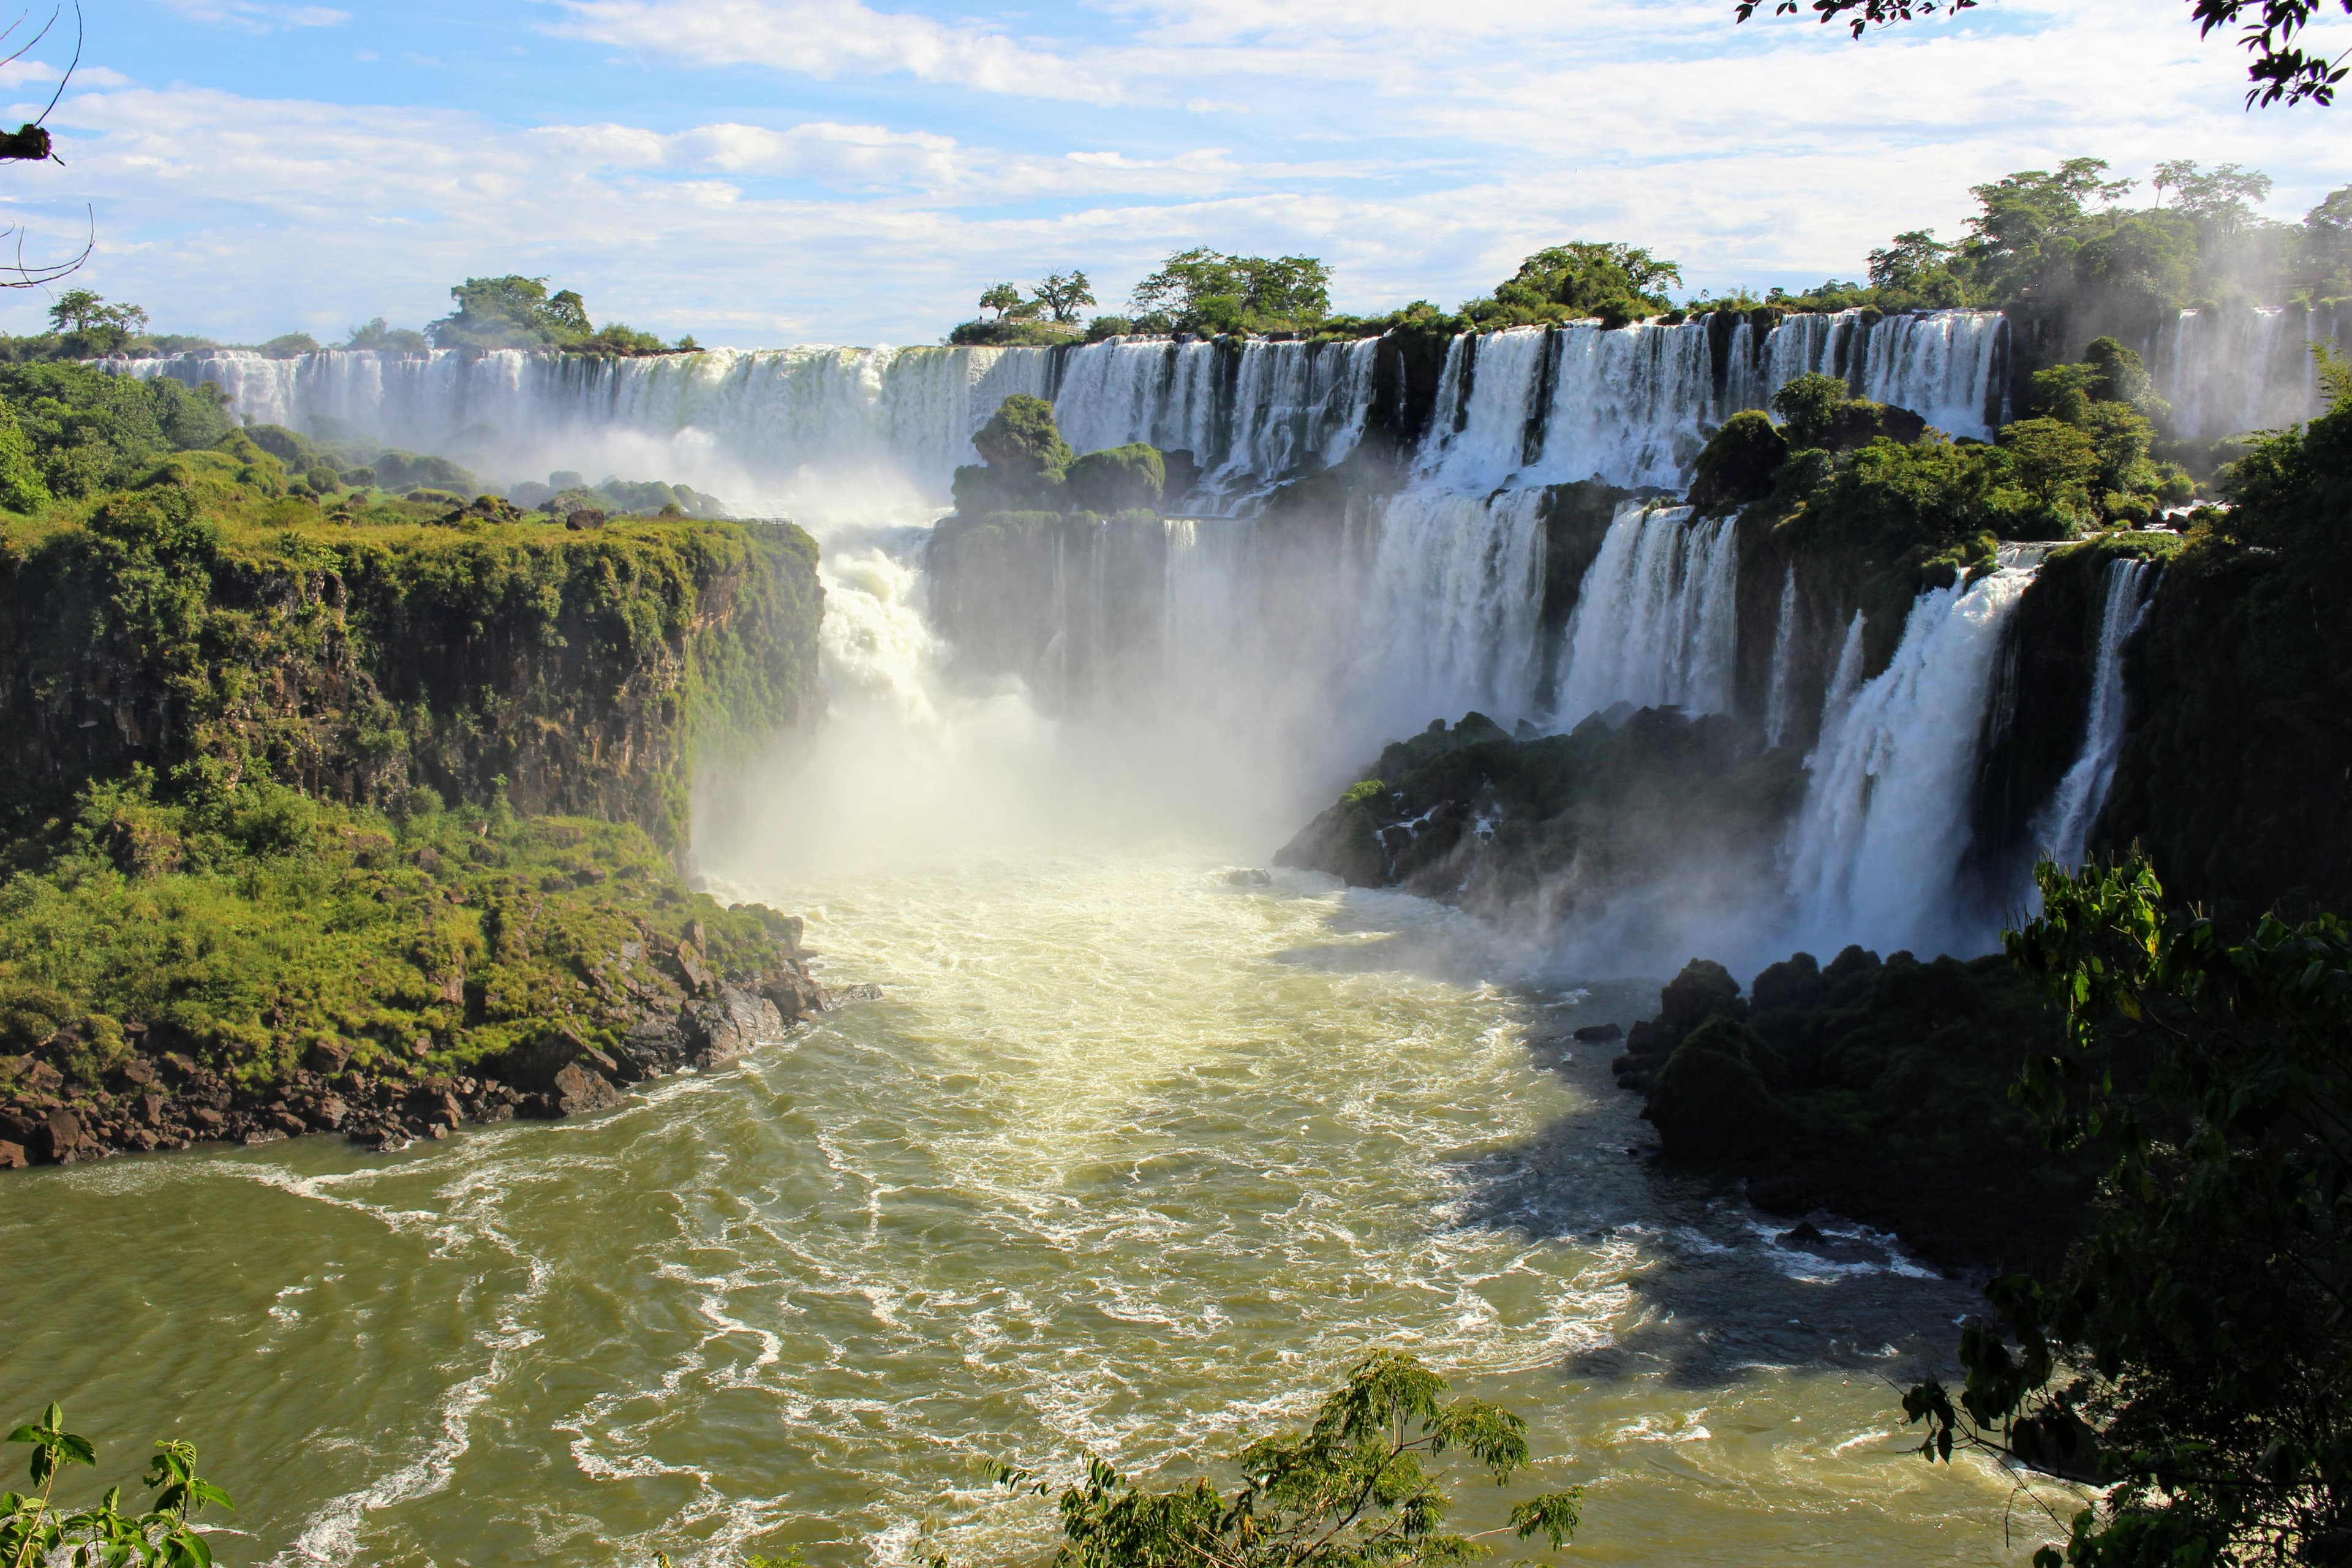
[109, 307, 2003, 503]
[1412, 309, 2007, 492]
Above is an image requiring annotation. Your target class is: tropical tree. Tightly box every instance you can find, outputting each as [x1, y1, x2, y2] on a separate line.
[427, 276, 595, 350]
[1129, 249, 1332, 330]
[345, 317, 430, 353]
[979, 282, 1023, 320]
[1033, 271, 1096, 323]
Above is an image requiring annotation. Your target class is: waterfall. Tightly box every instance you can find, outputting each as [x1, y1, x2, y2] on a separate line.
[1354, 488, 1551, 725]
[111, 309, 2005, 510]
[1554, 502, 1742, 726]
[1535, 322, 1721, 489]
[1784, 567, 2036, 956]
[2033, 558, 2156, 869]
[1762, 567, 1799, 748]
[2149, 303, 2345, 443]
[1417, 328, 1551, 488]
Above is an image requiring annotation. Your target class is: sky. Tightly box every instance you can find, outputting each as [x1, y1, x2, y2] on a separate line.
[0, 0, 2342, 347]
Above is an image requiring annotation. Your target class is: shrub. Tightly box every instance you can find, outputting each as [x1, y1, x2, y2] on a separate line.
[1687, 409, 1787, 513]
[1065, 443, 1164, 513]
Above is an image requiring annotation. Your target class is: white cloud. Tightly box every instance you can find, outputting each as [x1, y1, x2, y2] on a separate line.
[158, 0, 350, 33]
[0, 0, 2339, 349]
[546, 0, 1124, 103]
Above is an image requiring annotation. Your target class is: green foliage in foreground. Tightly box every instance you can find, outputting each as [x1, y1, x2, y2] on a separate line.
[1905, 857, 2352, 1567]
[998, 1351, 1578, 1568]
[3, 1403, 229, 1568]
[0, 775, 790, 1093]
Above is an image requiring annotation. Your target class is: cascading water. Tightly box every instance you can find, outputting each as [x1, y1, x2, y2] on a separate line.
[1762, 567, 1800, 748]
[2149, 302, 2348, 443]
[1351, 488, 1551, 727]
[2032, 557, 2157, 869]
[1784, 567, 2037, 957]
[1554, 503, 1742, 726]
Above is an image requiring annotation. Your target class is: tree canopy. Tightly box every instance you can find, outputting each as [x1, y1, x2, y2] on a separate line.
[1128, 248, 1333, 332]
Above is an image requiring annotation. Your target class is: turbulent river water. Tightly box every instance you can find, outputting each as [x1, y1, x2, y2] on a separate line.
[1, 524, 2053, 1567]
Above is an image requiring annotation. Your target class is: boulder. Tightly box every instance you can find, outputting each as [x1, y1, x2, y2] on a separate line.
[1572, 1022, 1623, 1043]
[39, 1109, 81, 1163]
[1659, 959, 1744, 1033]
[1643, 1016, 1794, 1164]
[688, 985, 785, 1069]
[307, 1039, 353, 1076]
[549, 1061, 621, 1117]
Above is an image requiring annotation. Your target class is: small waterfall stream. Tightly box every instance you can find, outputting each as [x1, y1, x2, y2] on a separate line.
[2034, 557, 2157, 869]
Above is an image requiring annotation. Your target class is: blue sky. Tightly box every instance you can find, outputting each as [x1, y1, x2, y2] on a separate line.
[0, 0, 2342, 346]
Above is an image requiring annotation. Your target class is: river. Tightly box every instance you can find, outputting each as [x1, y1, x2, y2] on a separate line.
[0, 530, 2054, 1567]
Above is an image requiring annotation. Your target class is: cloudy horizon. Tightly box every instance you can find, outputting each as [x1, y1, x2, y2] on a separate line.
[0, 0, 2342, 348]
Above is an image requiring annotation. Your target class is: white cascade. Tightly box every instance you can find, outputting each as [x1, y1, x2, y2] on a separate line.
[1416, 328, 1551, 488]
[1536, 321, 1722, 489]
[2033, 557, 2156, 869]
[1353, 488, 1551, 726]
[2149, 303, 2346, 443]
[1762, 567, 1799, 748]
[1554, 502, 1742, 726]
[1784, 566, 2036, 957]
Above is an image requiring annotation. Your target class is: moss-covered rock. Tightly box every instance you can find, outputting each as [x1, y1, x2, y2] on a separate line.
[0, 481, 821, 853]
[1645, 1015, 1793, 1163]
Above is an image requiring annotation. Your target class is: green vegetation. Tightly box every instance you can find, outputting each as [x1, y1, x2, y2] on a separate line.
[948, 271, 1099, 345]
[1905, 857, 2352, 1566]
[4, 1402, 229, 1567]
[427, 275, 695, 356]
[0, 776, 794, 1096]
[0, 352, 823, 1169]
[2099, 349, 2352, 921]
[1005, 1350, 1580, 1568]
[1764, 159, 2352, 325]
[1461, 243, 1681, 330]
[1678, 342, 2193, 670]
[1128, 248, 1334, 336]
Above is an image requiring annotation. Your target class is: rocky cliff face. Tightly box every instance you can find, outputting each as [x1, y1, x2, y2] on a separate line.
[0, 491, 821, 852]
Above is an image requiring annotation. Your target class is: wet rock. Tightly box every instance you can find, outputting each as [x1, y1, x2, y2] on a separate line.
[140, 1093, 167, 1127]
[243, 1128, 288, 1147]
[822, 982, 884, 1009]
[550, 1061, 622, 1117]
[688, 984, 785, 1069]
[189, 1107, 224, 1131]
[674, 940, 712, 993]
[1778, 1220, 1827, 1247]
[0, 1140, 22, 1169]
[312, 1095, 348, 1130]
[1573, 1022, 1623, 1043]
[1224, 868, 1273, 886]
[269, 1109, 307, 1136]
